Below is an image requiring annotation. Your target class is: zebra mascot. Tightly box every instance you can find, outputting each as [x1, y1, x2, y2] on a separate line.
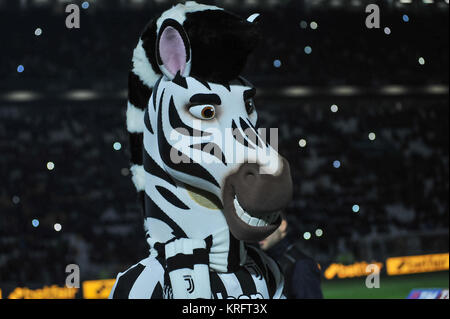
[110, 1, 293, 299]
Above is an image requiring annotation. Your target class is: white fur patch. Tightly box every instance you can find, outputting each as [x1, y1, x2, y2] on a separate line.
[132, 39, 161, 89]
[156, 1, 223, 32]
[144, 218, 175, 244]
[126, 102, 145, 133]
[130, 164, 146, 191]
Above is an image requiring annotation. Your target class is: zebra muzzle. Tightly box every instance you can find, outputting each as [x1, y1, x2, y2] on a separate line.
[222, 157, 293, 242]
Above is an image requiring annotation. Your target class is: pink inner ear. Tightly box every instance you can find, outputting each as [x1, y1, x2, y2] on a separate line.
[159, 26, 187, 76]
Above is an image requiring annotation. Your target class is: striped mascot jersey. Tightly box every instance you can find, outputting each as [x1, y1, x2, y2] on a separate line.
[115, 2, 292, 300]
[109, 245, 285, 299]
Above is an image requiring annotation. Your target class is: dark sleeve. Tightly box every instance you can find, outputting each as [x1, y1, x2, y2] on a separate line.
[290, 259, 324, 299]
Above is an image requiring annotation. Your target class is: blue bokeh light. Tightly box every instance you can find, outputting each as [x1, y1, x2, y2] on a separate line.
[402, 14, 409, 22]
[273, 59, 281, 68]
[17, 65, 24, 73]
[333, 160, 341, 168]
[82, 1, 89, 9]
[304, 46, 312, 54]
[113, 142, 122, 151]
[352, 205, 360, 213]
[32, 219, 39, 227]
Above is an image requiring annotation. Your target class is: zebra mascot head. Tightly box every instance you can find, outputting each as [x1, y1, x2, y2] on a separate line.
[127, 2, 293, 275]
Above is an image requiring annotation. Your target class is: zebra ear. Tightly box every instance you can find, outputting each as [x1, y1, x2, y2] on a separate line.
[156, 19, 192, 80]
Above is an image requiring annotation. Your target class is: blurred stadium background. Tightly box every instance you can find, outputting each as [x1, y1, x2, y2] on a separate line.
[0, 0, 448, 299]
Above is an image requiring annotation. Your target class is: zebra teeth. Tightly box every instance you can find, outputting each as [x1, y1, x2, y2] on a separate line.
[233, 196, 280, 227]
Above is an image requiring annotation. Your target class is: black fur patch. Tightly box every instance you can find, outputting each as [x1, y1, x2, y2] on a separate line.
[152, 76, 163, 111]
[144, 108, 153, 135]
[183, 10, 261, 84]
[155, 186, 189, 210]
[143, 148, 177, 187]
[129, 133, 144, 165]
[139, 19, 161, 79]
[128, 71, 153, 110]
[172, 71, 188, 89]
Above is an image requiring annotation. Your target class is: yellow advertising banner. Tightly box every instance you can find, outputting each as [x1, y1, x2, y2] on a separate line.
[324, 262, 383, 280]
[82, 279, 116, 299]
[386, 253, 449, 276]
[7, 285, 78, 299]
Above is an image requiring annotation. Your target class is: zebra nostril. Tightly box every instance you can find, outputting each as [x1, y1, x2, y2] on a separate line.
[239, 163, 259, 184]
[245, 172, 256, 183]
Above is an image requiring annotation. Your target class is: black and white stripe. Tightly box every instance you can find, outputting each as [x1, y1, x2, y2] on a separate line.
[110, 245, 284, 299]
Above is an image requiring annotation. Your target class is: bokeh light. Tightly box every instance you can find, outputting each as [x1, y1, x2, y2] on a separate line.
[121, 168, 129, 176]
[402, 14, 409, 22]
[17, 65, 24, 73]
[303, 232, 311, 240]
[333, 160, 341, 168]
[32, 219, 40, 228]
[54, 223, 62, 232]
[310, 21, 318, 30]
[273, 59, 281, 68]
[352, 204, 360, 213]
[12, 196, 20, 204]
[315, 228, 323, 237]
[47, 161, 55, 170]
[304, 46, 312, 54]
[81, 1, 89, 9]
[331, 104, 339, 112]
[418, 57, 425, 65]
[113, 142, 122, 151]
[299, 138, 307, 148]
[34, 28, 42, 36]
[369, 132, 376, 141]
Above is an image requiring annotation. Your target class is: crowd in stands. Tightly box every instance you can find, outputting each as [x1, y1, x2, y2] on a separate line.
[0, 4, 448, 91]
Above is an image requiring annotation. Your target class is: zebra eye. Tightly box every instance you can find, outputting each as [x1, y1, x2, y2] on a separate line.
[189, 104, 216, 120]
[245, 99, 255, 115]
